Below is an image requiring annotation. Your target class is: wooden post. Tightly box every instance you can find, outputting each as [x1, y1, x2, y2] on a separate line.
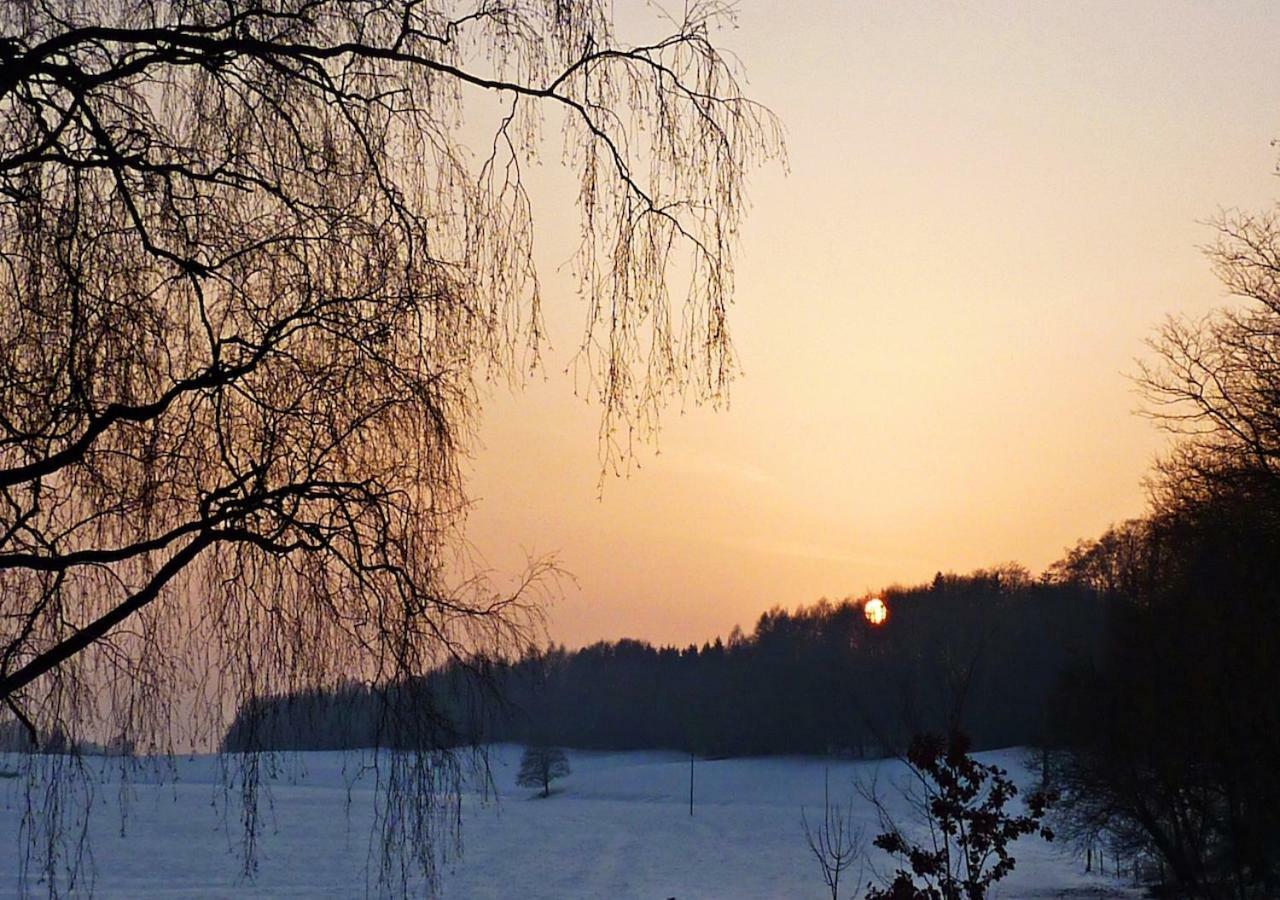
[689, 752, 694, 816]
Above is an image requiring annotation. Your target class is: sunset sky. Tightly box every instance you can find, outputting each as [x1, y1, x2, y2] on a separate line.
[464, 1, 1280, 648]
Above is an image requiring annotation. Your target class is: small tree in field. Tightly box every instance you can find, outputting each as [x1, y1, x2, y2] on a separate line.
[517, 746, 570, 798]
[803, 768, 866, 900]
[863, 731, 1056, 900]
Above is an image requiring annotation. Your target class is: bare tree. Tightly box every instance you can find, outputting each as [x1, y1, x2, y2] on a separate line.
[515, 744, 569, 797]
[0, 0, 780, 892]
[1137, 208, 1280, 505]
[802, 767, 866, 900]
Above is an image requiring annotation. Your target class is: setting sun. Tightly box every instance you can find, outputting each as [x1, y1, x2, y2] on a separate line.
[864, 597, 888, 626]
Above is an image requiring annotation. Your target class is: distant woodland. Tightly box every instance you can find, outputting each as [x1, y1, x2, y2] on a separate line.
[222, 566, 1106, 757]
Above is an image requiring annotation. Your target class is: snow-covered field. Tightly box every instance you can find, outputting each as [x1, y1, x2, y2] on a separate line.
[0, 745, 1139, 898]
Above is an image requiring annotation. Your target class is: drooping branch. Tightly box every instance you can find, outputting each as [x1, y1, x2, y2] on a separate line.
[0, 1, 779, 890]
[0, 526, 220, 700]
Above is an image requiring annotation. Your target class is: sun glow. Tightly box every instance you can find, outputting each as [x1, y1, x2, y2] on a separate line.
[864, 597, 888, 626]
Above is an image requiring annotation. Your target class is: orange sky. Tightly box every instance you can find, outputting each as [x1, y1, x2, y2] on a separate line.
[463, 1, 1280, 649]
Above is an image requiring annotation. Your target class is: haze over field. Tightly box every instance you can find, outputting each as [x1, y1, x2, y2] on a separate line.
[465, 1, 1280, 646]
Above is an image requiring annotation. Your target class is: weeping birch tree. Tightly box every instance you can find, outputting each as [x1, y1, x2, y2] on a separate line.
[0, 0, 781, 892]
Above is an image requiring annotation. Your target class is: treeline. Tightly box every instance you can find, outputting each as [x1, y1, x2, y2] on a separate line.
[487, 570, 1105, 755]
[1045, 481, 1280, 895]
[223, 568, 1106, 757]
[0, 718, 134, 756]
[1036, 209, 1280, 898]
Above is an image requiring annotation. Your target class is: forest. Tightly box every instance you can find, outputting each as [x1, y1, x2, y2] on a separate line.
[222, 567, 1107, 757]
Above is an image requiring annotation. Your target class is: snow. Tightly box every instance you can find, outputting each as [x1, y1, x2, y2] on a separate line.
[0, 746, 1139, 898]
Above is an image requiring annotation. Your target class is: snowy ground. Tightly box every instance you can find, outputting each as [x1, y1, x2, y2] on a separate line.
[0, 745, 1140, 898]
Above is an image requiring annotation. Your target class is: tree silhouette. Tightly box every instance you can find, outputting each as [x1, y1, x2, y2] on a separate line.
[803, 768, 866, 900]
[1047, 204, 1280, 898]
[0, 0, 779, 891]
[516, 745, 570, 798]
[863, 731, 1055, 900]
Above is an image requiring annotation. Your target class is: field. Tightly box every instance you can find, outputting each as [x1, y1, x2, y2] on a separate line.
[0, 746, 1139, 898]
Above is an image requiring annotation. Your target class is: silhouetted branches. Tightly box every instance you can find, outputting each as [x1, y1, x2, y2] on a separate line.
[802, 768, 866, 900]
[862, 731, 1055, 900]
[1137, 210, 1280, 500]
[515, 744, 569, 797]
[1049, 204, 1280, 898]
[0, 0, 780, 892]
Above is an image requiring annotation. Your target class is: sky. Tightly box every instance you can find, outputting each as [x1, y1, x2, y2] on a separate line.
[462, 0, 1280, 649]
